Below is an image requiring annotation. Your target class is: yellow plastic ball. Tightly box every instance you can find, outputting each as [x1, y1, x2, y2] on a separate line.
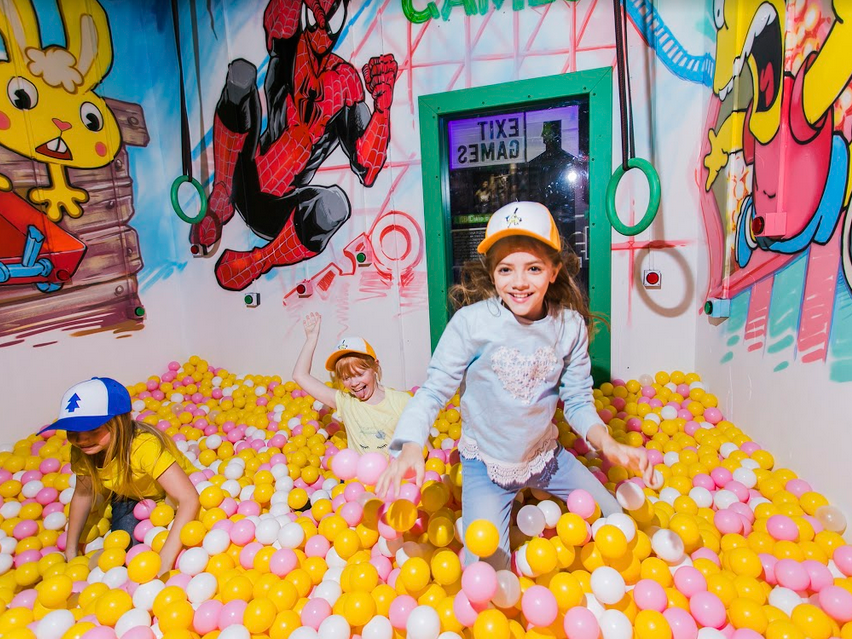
[94, 589, 133, 627]
[474, 608, 510, 639]
[595, 524, 628, 560]
[634, 609, 672, 639]
[35, 574, 73, 609]
[465, 519, 499, 558]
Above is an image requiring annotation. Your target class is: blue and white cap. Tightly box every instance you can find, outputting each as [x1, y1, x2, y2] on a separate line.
[39, 377, 131, 434]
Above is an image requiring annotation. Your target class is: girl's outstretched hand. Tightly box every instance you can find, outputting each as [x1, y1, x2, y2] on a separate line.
[600, 439, 663, 490]
[376, 442, 425, 499]
[304, 312, 322, 336]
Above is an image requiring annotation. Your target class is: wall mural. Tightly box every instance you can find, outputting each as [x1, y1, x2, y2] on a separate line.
[191, 0, 399, 292]
[700, 0, 852, 379]
[0, 0, 148, 344]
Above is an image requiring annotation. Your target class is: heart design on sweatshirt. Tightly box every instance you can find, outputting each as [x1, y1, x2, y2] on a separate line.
[490, 346, 559, 404]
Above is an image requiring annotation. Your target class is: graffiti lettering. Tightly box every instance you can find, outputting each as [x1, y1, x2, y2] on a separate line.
[402, 0, 575, 24]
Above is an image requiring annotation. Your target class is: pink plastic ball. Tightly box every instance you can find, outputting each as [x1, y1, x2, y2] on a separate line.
[357, 452, 388, 486]
[269, 548, 298, 577]
[218, 600, 247, 630]
[759, 554, 777, 585]
[731, 629, 762, 639]
[710, 467, 732, 488]
[834, 546, 852, 577]
[340, 502, 363, 527]
[236, 500, 261, 517]
[563, 606, 600, 639]
[82, 627, 118, 639]
[774, 559, 809, 591]
[766, 515, 799, 542]
[692, 473, 714, 491]
[461, 561, 497, 604]
[397, 483, 421, 505]
[133, 499, 156, 520]
[331, 449, 359, 481]
[451, 591, 480, 628]
[122, 628, 155, 639]
[634, 579, 668, 612]
[566, 490, 596, 519]
[703, 408, 722, 424]
[300, 598, 331, 630]
[229, 519, 256, 546]
[305, 535, 331, 558]
[522, 585, 558, 627]
[389, 595, 418, 629]
[13, 520, 38, 540]
[194, 599, 223, 635]
[663, 606, 699, 639]
[802, 560, 832, 592]
[674, 566, 707, 599]
[689, 591, 726, 629]
[239, 542, 262, 570]
[714, 510, 743, 535]
[10, 589, 36, 608]
[818, 585, 852, 623]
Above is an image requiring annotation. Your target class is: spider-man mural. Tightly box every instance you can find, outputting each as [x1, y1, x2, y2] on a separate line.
[191, 0, 397, 291]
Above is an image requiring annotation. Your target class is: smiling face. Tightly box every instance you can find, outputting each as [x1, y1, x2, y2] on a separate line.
[67, 424, 111, 455]
[337, 358, 380, 401]
[490, 238, 559, 322]
[712, 0, 785, 141]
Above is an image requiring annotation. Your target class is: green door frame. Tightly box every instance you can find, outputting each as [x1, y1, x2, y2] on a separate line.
[418, 67, 613, 380]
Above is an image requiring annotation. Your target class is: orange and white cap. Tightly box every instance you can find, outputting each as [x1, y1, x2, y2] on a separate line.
[476, 201, 561, 254]
[325, 336, 378, 371]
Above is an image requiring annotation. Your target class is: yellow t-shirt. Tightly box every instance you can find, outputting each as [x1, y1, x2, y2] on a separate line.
[72, 432, 194, 501]
[335, 387, 411, 455]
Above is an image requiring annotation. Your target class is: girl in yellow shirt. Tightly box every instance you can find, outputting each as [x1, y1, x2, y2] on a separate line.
[41, 377, 199, 575]
[293, 312, 410, 455]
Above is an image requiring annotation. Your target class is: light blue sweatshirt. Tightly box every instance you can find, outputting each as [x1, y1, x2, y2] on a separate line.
[389, 298, 602, 486]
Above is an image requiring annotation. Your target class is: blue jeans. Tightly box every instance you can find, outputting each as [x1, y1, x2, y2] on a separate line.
[111, 496, 141, 546]
[461, 446, 621, 569]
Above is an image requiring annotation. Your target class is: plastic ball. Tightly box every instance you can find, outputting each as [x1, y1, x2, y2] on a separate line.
[591, 566, 626, 605]
[635, 610, 672, 639]
[461, 561, 497, 604]
[815, 506, 847, 533]
[465, 520, 499, 558]
[362, 614, 394, 639]
[600, 609, 634, 639]
[521, 585, 558, 627]
[472, 609, 509, 639]
[689, 591, 726, 629]
[35, 609, 76, 639]
[634, 579, 668, 612]
[563, 606, 600, 639]
[406, 605, 441, 639]
[357, 453, 388, 486]
[616, 482, 647, 511]
[567, 490, 597, 519]
[517, 505, 546, 537]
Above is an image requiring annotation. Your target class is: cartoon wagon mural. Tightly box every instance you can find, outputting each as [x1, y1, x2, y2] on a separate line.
[190, 0, 398, 292]
[0, 0, 150, 341]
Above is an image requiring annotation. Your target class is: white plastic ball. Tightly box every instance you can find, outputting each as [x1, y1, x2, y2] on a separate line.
[689, 487, 714, 509]
[605, 513, 636, 542]
[102, 566, 129, 589]
[768, 587, 804, 616]
[36, 609, 76, 639]
[255, 519, 281, 545]
[43, 512, 67, 531]
[115, 608, 152, 637]
[659, 487, 681, 506]
[312, 580, 342, 606]
[660, 406, 678, 421]
[133, 580, 165, 611]
[202, 528, 230, 555]
[713, 489, 739, 510]
[599, 609, 632, 639]
[221, 479, 242, 497]
[719, 443, 739, 459]
[651, 529, 685, 564]
[663, 452, 680, 467]
[178, 547, 209, 577]
[220, 625, 252, 639]
[732, 467, 757, 488]
[406, 605, 441, 639]
[318, 614, 350, 639]
[615, 482, 646, 511]
[363, 615, 394, 639]
[590, 566, 626, 605]
[22, 480, 44, 498]
[187, 572, 218, 604]
[289, 627, 319, 639]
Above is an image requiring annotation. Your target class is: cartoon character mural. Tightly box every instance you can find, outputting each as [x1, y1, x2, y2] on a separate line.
[0, 0, 121, 222]
[191, 0, 398, 291]
[704, 0, 852, 291]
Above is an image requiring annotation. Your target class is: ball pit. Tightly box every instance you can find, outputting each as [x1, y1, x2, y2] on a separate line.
[0, 361, 849, 639]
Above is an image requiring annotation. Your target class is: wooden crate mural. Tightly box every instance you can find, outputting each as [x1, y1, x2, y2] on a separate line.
[0, 99, 150, 345]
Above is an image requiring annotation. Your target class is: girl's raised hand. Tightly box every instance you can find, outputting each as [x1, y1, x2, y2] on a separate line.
[601, 439, 663, 490]
[303, 312, 322, 336]
[376, 442, 425, 499]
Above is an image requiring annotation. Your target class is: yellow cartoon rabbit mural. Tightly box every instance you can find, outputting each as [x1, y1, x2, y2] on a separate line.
[0, 0, 121, 222]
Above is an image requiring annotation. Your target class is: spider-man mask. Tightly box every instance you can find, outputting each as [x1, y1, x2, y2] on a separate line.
[302, 0, 348, 56]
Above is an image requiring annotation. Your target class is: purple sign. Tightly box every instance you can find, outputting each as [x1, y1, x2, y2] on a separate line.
[448, 112, 526, 170]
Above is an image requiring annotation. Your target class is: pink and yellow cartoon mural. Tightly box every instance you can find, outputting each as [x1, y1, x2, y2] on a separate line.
[191, 0, 399, 292]
[701, 0, 852, 375]
[0, 0, 147, 341]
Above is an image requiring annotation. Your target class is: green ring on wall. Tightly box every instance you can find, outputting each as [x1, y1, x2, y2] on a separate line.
[605, 157, 660, 236]
[171, 175, 208, 225]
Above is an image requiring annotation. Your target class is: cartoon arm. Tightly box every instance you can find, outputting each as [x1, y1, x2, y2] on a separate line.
[337, 55, 398, 187]
[704, 110, 746, 190]
[802, 1, 852, 126]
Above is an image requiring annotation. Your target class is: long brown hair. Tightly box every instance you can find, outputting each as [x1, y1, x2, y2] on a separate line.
[70, 413, 175, 500]
[449, 235, 603, 332]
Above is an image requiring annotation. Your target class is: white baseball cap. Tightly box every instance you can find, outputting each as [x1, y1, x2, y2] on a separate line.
[325, 336, 378, 371]
[477, 201, 561, 254]
[39, 377, 132, 434]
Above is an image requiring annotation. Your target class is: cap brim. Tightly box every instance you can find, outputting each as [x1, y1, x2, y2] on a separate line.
[325, 349, 364, 371]
[477, 228, 560, 254]
[38, 414, 112, 436]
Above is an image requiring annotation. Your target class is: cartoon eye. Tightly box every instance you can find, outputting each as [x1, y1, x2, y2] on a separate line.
[7, 77, 38, 110]
[713, 0, 725, 29]
[327, 0, 346, 36]
[302, 2, 317, 30]
[80, 102, 104, 132]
